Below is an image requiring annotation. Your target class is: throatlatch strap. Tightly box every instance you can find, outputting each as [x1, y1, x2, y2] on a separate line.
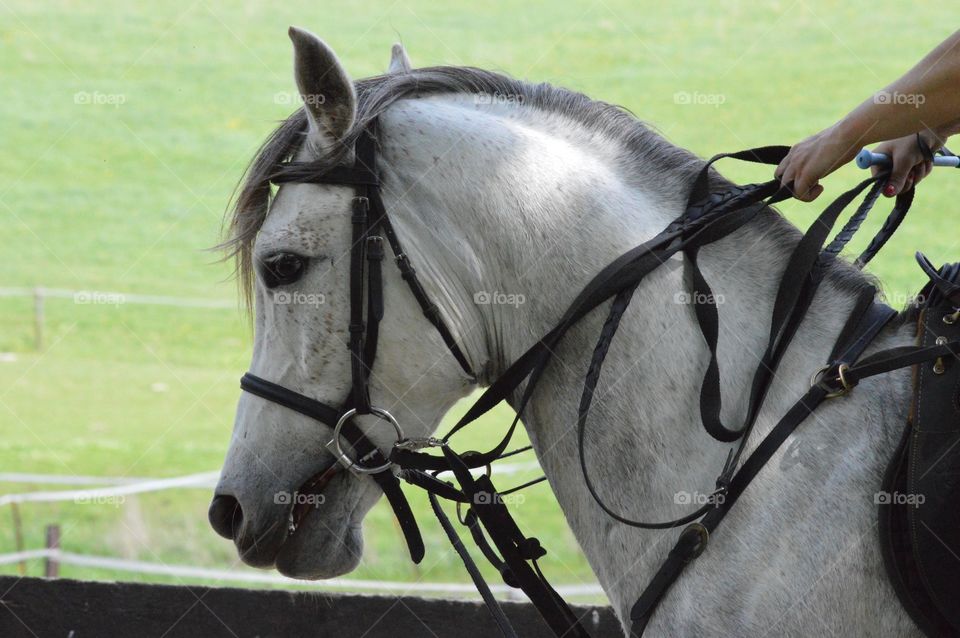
[379, 214, 476, 378]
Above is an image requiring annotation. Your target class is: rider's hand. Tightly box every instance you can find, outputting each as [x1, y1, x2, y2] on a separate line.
[775, 125, 860, 202]
[869, 133, 936, 197]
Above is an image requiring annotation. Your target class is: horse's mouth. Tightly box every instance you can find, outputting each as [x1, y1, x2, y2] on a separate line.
[287, 462, 342, 537]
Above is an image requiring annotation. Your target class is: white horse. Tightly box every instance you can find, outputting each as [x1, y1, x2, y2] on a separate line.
[210, 27, 921, 636]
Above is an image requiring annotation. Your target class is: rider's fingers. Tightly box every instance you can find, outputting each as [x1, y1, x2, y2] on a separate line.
[884, 158, 914, 197]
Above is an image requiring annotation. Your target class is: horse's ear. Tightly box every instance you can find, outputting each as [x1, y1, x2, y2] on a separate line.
[387, 43, 412, 74]
[288, 26, 356, 141]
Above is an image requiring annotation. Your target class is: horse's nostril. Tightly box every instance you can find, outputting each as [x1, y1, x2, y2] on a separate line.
[208, 494, 243, 540]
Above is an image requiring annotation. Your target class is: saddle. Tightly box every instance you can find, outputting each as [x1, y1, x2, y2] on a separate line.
[880, 254, 960, 638]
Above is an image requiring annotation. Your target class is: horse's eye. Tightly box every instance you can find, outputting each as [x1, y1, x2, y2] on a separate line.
[261, 253, 307, 287]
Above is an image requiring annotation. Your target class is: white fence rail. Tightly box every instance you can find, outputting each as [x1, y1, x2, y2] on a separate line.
[0, 472, 221, 506]
[0, 466, 604, 601]
[0, 286, 235, 350]
[0, 464, 541, 506]
[0, 287, 235, 309]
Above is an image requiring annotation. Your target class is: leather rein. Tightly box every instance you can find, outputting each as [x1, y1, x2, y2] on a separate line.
[239, 118, 960, 637]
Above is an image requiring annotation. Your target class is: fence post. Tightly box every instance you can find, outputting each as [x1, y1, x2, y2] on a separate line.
[33, 286, 45, 351]
[44, 524, 60, 578]
[10, 503, 25, 575]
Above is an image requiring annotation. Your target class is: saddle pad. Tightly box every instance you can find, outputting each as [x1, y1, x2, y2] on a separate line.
[880, 267, 960, 637]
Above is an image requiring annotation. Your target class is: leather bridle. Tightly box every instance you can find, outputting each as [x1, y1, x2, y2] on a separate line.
[238, 118, 960, 637]
[240, 120, 475, 564]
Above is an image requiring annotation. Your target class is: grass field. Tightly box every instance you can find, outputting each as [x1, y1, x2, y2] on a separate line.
[2, 0, 959, 600]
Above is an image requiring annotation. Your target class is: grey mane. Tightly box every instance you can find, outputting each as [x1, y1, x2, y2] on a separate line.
[222, 65, 877, 310]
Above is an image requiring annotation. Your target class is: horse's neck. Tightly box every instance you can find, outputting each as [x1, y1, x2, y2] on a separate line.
[380, 96, 680, 379]
[381, 98, 915, 627]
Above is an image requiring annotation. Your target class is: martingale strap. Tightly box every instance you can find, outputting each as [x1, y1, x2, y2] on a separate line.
[428, 492, 518, 638]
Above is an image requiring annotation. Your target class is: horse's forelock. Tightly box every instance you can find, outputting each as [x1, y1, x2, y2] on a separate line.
[220, 109, 308, 313]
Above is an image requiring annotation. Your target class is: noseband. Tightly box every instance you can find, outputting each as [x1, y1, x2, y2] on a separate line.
[239, 119, 960, 638]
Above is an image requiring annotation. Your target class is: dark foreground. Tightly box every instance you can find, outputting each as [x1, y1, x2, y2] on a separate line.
[0, 575, 621, 637]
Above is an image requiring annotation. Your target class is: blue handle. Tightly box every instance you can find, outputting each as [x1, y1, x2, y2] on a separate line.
[855, 148, 960, 169]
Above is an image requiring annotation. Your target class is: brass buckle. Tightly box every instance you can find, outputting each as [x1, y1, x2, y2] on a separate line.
[934, 336, 948, 375]
[680, 523, 709, 560]
[811, 363, 853, 398]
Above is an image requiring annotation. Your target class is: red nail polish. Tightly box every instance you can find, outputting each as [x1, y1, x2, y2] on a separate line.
[884, 184, 896, 196]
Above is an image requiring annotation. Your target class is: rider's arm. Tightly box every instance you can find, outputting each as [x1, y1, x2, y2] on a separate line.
[776, 30, 960, 201]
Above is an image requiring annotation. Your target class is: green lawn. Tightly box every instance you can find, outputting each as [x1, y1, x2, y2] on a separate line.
[1, 0, 958, 598]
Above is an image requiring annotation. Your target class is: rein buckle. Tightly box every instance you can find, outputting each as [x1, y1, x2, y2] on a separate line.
[811, 363, 853, 398]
